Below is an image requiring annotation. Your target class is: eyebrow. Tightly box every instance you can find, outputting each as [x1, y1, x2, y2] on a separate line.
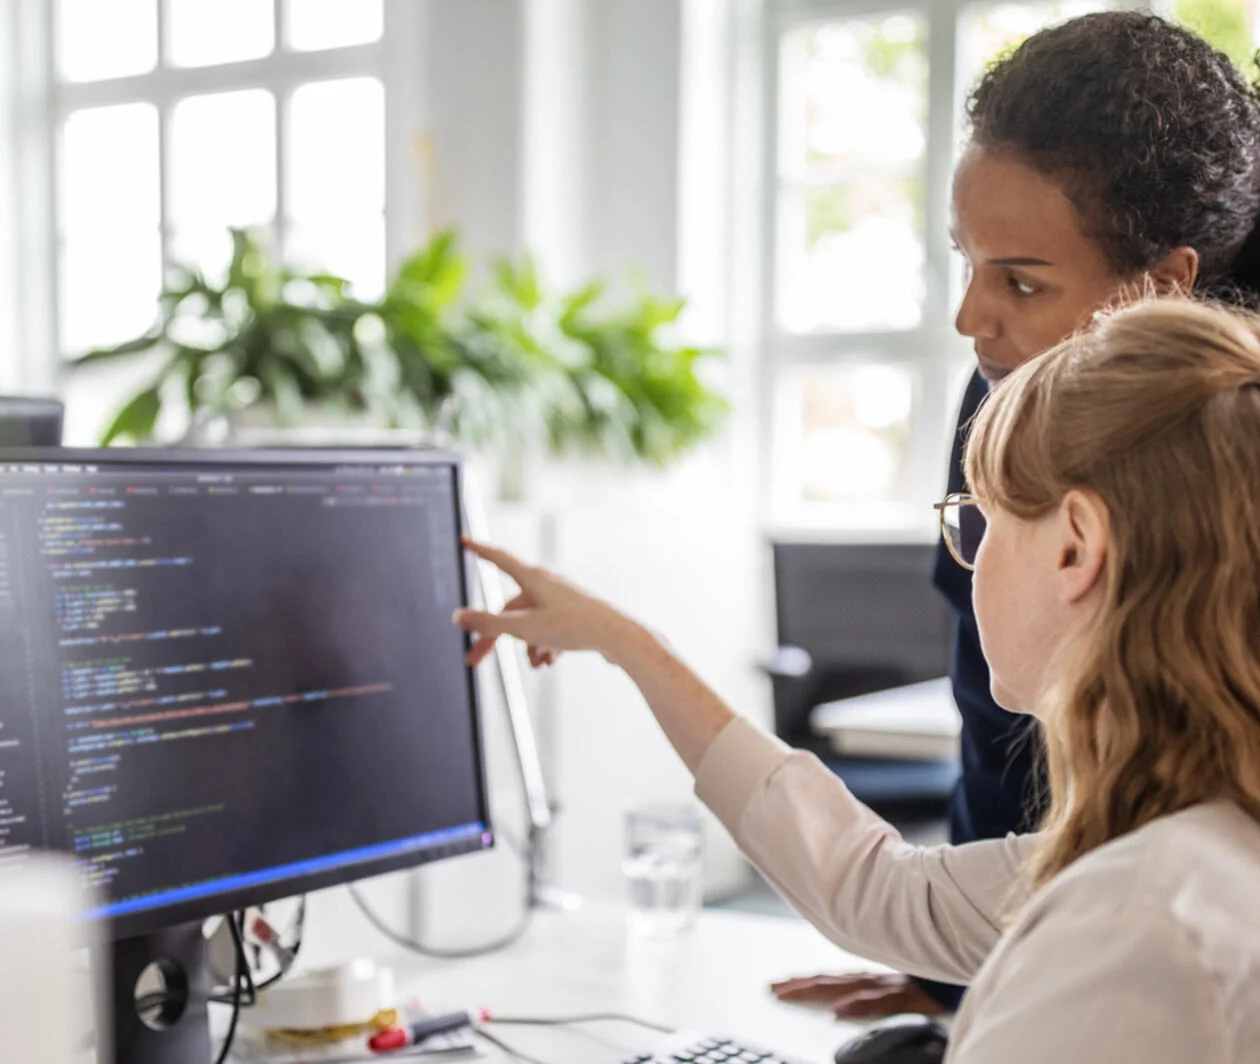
[987, 256, 1053, 267]
[948, 234, 1055, 269]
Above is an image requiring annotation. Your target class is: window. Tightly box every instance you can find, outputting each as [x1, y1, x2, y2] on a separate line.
[776, 12, 929, 336]
[51, 0, 387, 357]
[1161, 0, 1260, 73]
[765, 0, 1120, 529]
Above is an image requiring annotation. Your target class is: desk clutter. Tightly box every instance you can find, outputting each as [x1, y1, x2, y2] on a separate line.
[223, 960, 475, 1061]
[620, 1033, 799, 1064]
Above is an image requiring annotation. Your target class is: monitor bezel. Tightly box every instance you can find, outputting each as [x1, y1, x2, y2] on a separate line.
[0, 446, 495, 941]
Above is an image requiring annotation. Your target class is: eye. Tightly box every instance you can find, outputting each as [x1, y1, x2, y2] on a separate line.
[1008, 275, 1038, 297]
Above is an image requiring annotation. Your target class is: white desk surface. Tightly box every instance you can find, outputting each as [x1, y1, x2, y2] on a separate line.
[386, 902, 875, 1064]
[810, 678, 960, 761]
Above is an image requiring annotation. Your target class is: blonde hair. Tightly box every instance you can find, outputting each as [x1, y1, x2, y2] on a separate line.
[966, 298, 1260, 890]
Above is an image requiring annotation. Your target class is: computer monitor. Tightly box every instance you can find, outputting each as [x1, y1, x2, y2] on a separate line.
[0, 448, 493, 1063]
[0, 395, 64, 446]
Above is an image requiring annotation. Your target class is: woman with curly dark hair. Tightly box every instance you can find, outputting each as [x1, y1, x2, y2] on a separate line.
[763, 9, 1260, 1020]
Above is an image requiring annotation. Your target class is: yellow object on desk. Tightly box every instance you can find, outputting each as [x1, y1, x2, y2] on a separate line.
[265, 1007, 400, 1047]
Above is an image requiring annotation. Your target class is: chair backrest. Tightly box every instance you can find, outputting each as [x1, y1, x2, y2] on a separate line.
[771, 542, 952, 745]
[0, 395, 63, 446]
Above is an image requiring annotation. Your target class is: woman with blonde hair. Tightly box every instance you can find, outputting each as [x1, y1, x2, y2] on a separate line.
[455, 298, 1260, 1060]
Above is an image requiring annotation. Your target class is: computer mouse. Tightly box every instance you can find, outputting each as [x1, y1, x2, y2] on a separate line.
[833, 1014, 949, 1064]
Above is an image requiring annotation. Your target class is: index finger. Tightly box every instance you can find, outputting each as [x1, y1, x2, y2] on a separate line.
[461, 536, 536, 587]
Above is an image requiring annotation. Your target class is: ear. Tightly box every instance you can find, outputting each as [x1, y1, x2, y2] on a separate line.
[1056, 489, 1109, 605]
[1145, 246, 1200, 295]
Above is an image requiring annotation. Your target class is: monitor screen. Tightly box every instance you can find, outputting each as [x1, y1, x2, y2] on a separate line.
[0, 449, 491, 939]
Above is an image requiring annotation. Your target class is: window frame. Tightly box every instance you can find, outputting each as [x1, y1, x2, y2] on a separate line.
[760, 0, 1150, 535]
[14, 0, 424, 383]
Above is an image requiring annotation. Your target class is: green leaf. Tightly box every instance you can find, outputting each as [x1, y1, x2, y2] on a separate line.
[560, 282, 604, 325]
[100, 386, 162, 445]
[71, 333, 164, 367]
[260, 361, 304, 426]
[492, 255, 542, 309]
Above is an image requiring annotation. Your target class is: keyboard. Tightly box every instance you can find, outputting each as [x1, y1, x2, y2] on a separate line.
[621, 1032, 803, 1064]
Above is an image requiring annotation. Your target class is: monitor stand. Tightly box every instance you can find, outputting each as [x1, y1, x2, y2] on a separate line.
[97, 921, 214, 1064]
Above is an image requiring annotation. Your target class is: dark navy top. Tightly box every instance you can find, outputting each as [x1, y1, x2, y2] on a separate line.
[931, 371, 1046, 844]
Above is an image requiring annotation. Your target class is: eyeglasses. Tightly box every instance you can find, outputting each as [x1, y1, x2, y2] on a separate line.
[934, 492, 986, 571]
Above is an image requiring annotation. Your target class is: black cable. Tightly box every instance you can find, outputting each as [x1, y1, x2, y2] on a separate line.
[210, 913, 259, 1006]
[139, 899, 307, 1018]
[484, 1012, 675, 1034]
[212, 912, 247, 1064]
[349, 881, 532, 959]
[474, 1028, 556, 1064]
[253, 895, 306, 993]
[234, 912, 258, 1006]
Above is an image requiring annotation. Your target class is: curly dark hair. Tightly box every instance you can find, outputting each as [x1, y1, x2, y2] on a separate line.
[967, 12, 1260, 299]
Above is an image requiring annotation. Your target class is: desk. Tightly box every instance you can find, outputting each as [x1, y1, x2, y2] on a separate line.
[380, 903, 873, 1064]
[810, 679, 960, 762]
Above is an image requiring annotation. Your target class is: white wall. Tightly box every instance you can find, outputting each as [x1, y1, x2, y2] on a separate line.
[0, 0, 18, 389]
[0, 0, 57, 394]
[541, 462, 770, 902]
[404, 0, 771, 923]
[419, 0, 528, 262]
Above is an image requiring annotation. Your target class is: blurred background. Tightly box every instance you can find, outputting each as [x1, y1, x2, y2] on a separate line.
[0, 0, 1254, 948]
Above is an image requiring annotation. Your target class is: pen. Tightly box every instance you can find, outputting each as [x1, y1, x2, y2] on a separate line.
[368, 1010, 473, 1053]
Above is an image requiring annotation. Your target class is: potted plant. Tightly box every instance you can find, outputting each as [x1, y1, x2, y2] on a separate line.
[74, 229, 728, 472]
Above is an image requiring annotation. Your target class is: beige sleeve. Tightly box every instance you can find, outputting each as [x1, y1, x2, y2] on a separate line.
[694, 716, 1035, 985]
[951, 906, 1223, 1064]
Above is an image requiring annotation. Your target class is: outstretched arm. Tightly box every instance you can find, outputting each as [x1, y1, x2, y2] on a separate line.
[455, 538, 1033, 983]
[455, 538, 734, 771]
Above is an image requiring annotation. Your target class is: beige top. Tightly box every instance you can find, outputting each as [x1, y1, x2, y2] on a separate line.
[694, 716, 1260, 1064]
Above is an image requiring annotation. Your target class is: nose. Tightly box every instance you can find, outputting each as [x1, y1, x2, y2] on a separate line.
[954, 278, 1000, 342]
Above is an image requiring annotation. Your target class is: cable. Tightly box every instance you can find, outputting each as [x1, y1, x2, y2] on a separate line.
[211, 913, 258, 1007]
[474, 1027, 556, 1064]
[136, 897, 308, 1022]
[253, 895, 306, 993]
[349, 882, 532, 959]
[212, 912, 248, 1064]
[483, 1012, 675, 1034]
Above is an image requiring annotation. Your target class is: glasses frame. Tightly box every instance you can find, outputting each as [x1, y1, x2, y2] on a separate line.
[933, 491, 983, 571]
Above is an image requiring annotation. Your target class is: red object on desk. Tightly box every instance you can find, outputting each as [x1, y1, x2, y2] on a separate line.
[368, 1010, 472, 1053]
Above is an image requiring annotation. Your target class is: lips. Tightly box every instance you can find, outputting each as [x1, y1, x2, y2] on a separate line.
[976, 356, 1012, 383]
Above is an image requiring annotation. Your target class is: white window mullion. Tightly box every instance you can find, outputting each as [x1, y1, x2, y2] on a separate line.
[157, 101, 173, 285]
[381, 0, 428, 274]
[274, 87, 290, 264]
[13, 0, 60, 390]
[274, 0, 287, 54]
[53, 43, 383, 115]
[155, 0, 171, 281]
[922, 1, 957, 329]
[774, 329, 936, 363]
[273, 0, 288, 262]
[156, 0, 170, 67]
[909, 0, 964, 511]
[757, 0, 786, 521]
